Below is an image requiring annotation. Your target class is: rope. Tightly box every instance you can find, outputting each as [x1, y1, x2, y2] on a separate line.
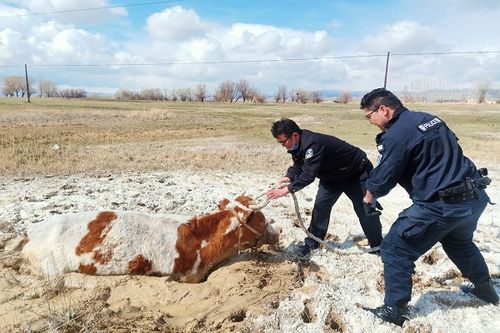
[289, 192, 341, 253]
[259, 181, 368, 255]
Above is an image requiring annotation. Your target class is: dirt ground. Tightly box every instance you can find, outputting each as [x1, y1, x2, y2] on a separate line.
[1, 234, 323, 332]
[0, 170, 498, 333]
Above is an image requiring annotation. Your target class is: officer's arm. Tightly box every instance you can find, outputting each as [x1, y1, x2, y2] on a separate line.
[366, 138, 408, 198]
[288, 143, 324, 193]
[286, 155, 303, 181]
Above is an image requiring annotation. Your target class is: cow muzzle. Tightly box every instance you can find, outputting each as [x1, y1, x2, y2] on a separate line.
[262, 223, 280, 245]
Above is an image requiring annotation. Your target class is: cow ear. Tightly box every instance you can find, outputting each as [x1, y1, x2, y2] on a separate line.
[218, 198, 230, 210]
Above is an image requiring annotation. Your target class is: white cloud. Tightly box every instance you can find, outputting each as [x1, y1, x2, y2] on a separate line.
[216, 23, 337, 59]
[177, 38, 224, 62]
[1, 4, 498, 95]
[146, 6, 213, 41]
[361, 20, 443, 53]
[0, 28, 24, 63]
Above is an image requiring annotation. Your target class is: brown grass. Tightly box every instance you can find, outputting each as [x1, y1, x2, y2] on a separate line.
[1, 98, 499, 175]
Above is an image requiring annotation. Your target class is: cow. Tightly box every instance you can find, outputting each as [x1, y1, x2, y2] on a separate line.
[21, 195, 279, 283]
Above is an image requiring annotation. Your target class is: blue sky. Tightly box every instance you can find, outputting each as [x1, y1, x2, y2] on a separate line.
[1, 0, 499, 96]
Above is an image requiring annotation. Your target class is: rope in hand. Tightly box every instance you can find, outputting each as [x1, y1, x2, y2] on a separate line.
[258, 181, 366, 255]
[258, 182, 341, 254]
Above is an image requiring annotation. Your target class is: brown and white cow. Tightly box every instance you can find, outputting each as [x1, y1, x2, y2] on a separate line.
[21, 195, 279, 283]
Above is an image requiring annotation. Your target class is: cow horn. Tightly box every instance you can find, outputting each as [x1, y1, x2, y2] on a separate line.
[249, 198, 270, 210]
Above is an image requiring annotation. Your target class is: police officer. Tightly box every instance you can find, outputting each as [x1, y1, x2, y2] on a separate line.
[360, 88, 498, 326]
[266, 118, 383, 256]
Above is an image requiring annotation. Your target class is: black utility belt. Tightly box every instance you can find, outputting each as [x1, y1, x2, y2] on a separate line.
[437, 176, 491, 201]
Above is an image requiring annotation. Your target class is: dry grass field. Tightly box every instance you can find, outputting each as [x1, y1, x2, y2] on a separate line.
[0, 97, 499, 332]
[1, 97, 499, 175]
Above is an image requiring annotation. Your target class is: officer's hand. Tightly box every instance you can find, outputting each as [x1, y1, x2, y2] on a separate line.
[364, 201, 382, 216]
[276, 177, 291, 188]
[266, 187, 289, 200]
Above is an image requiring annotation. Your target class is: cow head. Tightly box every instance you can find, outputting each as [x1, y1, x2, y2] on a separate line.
[218, 195, 279, 248]
[174, 194, 280, 283]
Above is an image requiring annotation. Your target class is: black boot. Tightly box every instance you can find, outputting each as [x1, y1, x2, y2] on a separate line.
[461, 279, 499, 304]
[295, 244, 313, 257]
[364, 304, 409, 326]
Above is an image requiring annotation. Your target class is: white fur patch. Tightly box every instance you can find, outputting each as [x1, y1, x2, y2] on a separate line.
[22, 211, 189, 276]
[225, 217, 240, 234]
[191, 250, 201, 275]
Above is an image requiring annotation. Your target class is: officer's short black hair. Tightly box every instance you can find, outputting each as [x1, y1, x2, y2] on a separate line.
[360, 87, 403, 111]
[271, 118, 302, 138]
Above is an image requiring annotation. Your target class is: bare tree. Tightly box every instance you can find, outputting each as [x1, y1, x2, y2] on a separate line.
[214, 80, 238, 103]
[38, 80, 58, 97]
[194, 83, 207, 102]
[139, 88, 164, 100]
[295, 89, 310, 103]
[335, 91, 352, 104]
[289, 89, 296, 102]
[115, 89, 139, 100]
[177, 88, 192, 101]
[476, 80, 491, 104]
[311, 91, 323, 103]
[401, 85, 414, 104]
[2, 76, 24, 97]
[250, 89, 266, 103]
[236, 79, 252, 102]
[274, 85, 287, 103]
[59, 88, 87, 98]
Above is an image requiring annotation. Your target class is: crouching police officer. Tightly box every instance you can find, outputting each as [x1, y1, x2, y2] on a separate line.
[266, 118, 383, 256]
[360, 88, 498, 326]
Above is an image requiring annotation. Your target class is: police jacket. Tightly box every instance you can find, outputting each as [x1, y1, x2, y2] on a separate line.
[286, 129, 367, 193]
[365, 107, 479, 202]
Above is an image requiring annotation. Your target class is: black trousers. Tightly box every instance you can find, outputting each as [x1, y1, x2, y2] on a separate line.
[304, 176, 383, 249]
[381, 189, 490, 307]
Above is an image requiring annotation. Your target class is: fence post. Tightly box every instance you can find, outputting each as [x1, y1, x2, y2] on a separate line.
[384, 51, 390, 88]
[25, 64, 31, 103]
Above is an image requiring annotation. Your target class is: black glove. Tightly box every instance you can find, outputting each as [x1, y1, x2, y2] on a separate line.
[364, 201, 383, 216]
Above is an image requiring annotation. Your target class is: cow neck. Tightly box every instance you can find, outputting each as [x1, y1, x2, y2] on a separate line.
[227, 200, 262, 254]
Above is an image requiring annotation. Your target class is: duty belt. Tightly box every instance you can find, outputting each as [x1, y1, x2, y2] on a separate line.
[437, 176, 491, 202]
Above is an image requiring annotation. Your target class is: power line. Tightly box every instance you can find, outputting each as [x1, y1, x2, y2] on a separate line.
[0, 0, 183, 19]
[0, 50, 499, 69]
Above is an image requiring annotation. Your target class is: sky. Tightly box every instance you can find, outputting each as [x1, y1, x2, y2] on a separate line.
[0, 0, 499, 96]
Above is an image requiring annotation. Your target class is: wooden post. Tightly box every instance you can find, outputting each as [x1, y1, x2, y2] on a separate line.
[25, 64, 31, 103]
[383, 51, 390, 88]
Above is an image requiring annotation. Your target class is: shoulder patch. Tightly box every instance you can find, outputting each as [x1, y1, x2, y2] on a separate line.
[417, 117, 443, 134]
[305, 148, 314, 159]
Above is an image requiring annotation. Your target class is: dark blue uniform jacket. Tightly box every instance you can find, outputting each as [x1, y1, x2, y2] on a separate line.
[366, 107, 479, 202]
[286, 129, 367, 193]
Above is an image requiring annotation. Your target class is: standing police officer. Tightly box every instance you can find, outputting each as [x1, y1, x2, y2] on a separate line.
[266, 118, 383, 256]
[360, 88, 498, 326]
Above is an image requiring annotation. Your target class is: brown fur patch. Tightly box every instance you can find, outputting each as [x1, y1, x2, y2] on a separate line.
[79, 263, 97, 275]
[93, 249, 114, 265]
[217, 198, 230, 210]
[173, 196, 267, 282]
[128, 255, 152, 275]
[75, 211, 117, 256]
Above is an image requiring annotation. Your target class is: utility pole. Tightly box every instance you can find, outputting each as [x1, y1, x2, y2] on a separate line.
[383, 51, 390, 88]
[25, 64, 31, 103]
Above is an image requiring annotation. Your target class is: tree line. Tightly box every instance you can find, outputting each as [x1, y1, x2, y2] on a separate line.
[1, 76, 354, 103]
[2, 76, 87, 98]
[114, 80, 345, 103]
